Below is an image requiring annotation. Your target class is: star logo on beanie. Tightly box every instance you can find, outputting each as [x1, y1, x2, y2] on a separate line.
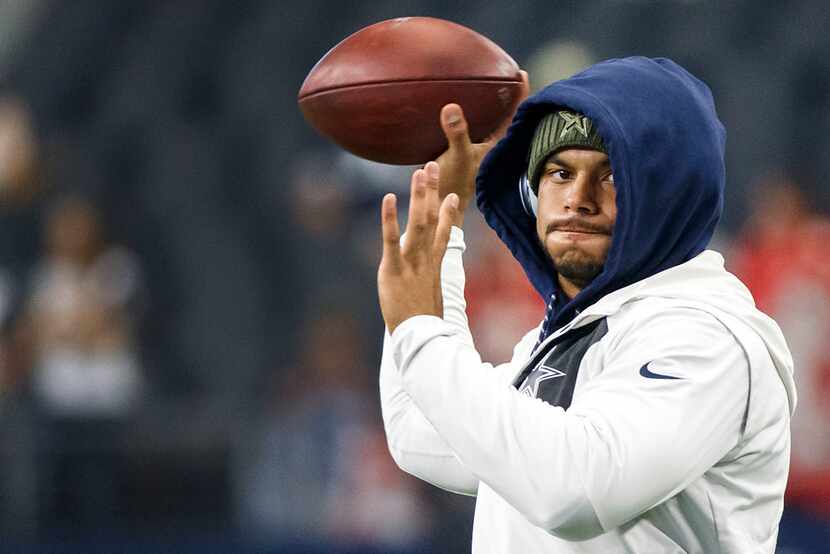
[559, 111, 590, 139]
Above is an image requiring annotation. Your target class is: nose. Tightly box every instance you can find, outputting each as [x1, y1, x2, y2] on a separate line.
[564, 175, 599, 215]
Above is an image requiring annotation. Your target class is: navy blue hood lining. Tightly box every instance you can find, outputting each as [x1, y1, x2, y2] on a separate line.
[477, 57, 726, 333]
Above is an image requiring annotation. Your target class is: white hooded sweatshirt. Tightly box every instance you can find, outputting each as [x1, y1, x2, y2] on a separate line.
[380, 227, 796, 553]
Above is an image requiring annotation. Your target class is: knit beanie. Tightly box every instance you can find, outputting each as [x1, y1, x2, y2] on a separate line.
[527, 110, 606, 192]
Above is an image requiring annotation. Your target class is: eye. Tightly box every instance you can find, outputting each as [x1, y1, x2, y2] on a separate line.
[545, 168, 570, 181]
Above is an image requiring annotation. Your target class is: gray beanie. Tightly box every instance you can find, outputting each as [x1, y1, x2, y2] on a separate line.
[528, 110, 606, 192]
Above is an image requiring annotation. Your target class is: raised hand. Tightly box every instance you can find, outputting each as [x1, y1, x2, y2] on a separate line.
[435, 70, 529, 227]
[378, 162, 459, 334]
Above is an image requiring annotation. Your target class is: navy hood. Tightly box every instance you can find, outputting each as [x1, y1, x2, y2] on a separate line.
[477, 56, 725, 333]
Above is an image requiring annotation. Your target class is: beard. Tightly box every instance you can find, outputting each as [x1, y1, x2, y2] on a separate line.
[548, 247, 605, 289]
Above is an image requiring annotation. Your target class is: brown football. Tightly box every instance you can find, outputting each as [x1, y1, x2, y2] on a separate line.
[298, 17, 523, 165]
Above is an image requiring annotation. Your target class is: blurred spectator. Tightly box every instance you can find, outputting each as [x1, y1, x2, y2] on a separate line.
[235, 308, 432, 549]
[22, 196, 143, 417]
[0, 94, 38, 205]
[730, 174, 830, 517]
[0, 94, 43, 295]
[284, 152, 377, 329]
[284, 149, 411, 289]
[16, 195, 144, 531]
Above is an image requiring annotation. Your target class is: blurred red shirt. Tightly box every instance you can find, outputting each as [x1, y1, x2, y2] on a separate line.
[731, 181, 830, 515]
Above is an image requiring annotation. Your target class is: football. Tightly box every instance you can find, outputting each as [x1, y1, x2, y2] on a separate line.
[298, 17, 523, 165]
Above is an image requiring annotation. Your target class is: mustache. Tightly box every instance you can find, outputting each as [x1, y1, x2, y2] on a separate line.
[545, 218, 612, 235]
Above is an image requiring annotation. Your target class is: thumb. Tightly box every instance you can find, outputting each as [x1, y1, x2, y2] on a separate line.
[441, 104, 472, 151]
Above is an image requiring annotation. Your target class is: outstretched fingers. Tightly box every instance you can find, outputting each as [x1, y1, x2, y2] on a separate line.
[403, 166, 432, 257]
[423, 161, 441, 224]
[393, 163, 452, 267]
[381, 193, 402, 270]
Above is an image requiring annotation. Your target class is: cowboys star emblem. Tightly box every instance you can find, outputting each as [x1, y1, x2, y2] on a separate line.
[519, 365, 566, 398]
[559, 111, 590, 139]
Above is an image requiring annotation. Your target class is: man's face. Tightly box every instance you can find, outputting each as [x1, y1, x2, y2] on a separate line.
[535, 148, 616, 298]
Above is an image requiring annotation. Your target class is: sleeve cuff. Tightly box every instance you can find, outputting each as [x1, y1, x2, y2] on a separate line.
[448, 225, 465, 250]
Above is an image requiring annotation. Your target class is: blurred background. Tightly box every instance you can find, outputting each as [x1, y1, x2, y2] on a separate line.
[0, 0, 828, 552]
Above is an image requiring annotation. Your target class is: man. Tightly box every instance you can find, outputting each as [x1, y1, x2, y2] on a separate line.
[377, 57, 796, 553]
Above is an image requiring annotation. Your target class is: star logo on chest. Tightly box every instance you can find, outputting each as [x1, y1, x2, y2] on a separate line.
[559, 111, 590, 138]
[519, 365, 566, 398]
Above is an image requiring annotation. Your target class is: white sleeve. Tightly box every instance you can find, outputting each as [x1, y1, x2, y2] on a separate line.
[390, 307, 749, 539]
[438, 226, 474, 346]
[380, 329, 480, 495]
[380, 226, 523, 495]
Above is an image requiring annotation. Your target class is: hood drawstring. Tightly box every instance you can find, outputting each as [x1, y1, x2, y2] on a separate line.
[534, 292, 558, 351]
